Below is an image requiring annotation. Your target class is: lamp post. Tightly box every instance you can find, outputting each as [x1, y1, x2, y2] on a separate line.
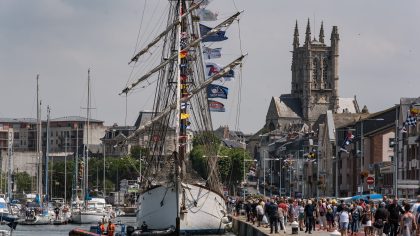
[262, 150, 267, 196]
[266, 158, 281, 196]
[243, 159, 257, 200]
[360, 118, 384, 195]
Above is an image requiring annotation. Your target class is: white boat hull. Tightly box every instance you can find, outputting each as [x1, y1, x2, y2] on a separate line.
[136, 183, 228, 234]
[71, 211, 105, 224]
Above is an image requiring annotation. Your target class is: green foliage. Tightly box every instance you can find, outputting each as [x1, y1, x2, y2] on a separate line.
[192, 131, 221, 147]
[15, 172, 32, 193]
[189, 145, 208, 179]
[189, 141, 253, 193]
[130, 145, 148, 160]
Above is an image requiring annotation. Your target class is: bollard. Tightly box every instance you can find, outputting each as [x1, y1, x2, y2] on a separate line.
[291, 221, 299, 234]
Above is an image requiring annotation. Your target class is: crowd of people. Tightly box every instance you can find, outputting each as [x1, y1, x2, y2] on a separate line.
[229, 195, 420, 236]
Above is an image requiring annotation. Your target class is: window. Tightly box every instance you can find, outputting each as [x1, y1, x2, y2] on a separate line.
[313, 58, 319, 85]
[323, 58, 328, 86]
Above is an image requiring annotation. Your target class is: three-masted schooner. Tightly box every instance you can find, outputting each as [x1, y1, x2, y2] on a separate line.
[121, 0, 245, 234]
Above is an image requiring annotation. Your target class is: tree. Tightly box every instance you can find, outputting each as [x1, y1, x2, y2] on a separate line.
[15, 171, 32, 193]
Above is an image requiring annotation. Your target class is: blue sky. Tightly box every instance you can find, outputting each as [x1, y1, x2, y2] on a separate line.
[1, 0, 419, 133]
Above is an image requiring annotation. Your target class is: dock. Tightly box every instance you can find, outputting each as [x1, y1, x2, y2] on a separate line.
[231, 215, 337, 236]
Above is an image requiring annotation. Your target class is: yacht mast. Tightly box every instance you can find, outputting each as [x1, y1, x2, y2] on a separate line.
[45, 106, 50, 202]
[85, 69, 91, 204]
[36, 75, 43, 203]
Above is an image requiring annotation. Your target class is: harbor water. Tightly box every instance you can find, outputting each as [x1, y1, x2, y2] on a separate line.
[0, 217, 235, 235]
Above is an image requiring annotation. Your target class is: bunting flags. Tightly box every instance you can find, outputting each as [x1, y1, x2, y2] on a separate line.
[181, 113, 190, 119]
[208, 100, 225, 112]
[401, 105, 419, 133]
[340, 131, 354, 153]
[207, 84, 228, 99]
[179, 50, 188, 59]
[200, 24, 228, 42]
[205, 62, 234, 81]
[203, 47, 222, 59]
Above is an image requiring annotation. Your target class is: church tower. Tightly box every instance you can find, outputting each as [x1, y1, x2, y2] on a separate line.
[291, 20, 340, 122]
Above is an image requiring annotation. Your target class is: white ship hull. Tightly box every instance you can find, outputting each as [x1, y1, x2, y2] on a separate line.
[136, 183, 228, 234]
[71, 211, 105, 224]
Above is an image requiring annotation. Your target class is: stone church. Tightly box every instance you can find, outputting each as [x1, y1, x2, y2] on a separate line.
[265, 20, 361, 131]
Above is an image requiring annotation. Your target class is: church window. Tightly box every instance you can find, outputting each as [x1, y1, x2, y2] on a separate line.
[313, 58, 319, 86]
[323, 58, 328, 87]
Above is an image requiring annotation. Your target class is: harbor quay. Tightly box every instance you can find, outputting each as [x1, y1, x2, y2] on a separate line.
[231, 214, 340, 236]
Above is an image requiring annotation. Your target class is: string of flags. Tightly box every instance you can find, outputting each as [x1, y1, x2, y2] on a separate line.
[340, 131, 355, 153]
[180, 1, 236, 116]
[401, 106, 419, 133]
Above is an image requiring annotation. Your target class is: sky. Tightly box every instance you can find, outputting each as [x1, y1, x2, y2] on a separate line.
[1, 0, 419, 134]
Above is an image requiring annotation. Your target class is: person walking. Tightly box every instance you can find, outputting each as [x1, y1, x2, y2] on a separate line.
[256, 200, 265, 227]
[361, 205, 373, 236]
[305, 200, 315, 234]
[400, 204, 417, 236]
[373, 202, 389, 236]
[351, 203, 362, 235]
[339, 205, 350, 236]
[386, 198, 404, 236]
[267, 199, 279, 234]
[107, 219, 115, 236]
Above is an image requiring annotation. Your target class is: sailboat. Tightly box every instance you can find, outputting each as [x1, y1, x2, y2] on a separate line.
[71, 70, 109, 224]
[121, 1, 245, 234]
[20, 79, 53, 225]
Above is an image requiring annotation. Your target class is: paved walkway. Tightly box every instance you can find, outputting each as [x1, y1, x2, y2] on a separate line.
[234, 215, 353, 236]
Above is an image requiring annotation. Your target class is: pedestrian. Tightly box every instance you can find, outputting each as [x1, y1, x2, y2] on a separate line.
[400, 204, 417, 236]
[107, 219, 115, 236]
[326, 204, 334, 232]
[373, 202, 389, 236]
[267, 199, 279, 234]
[278, 199, 287, 234]
[305, 200, 315, 234]
[245, 200, 252, 222]
[386, 198, 404, 236]
[339, 205, 350, 236]
[298, 201, 305, 231]
[361, 205, 373, 236]
[351, 203, 361, 235]
[256, 200, 265, 227]
[319, 200, 328, 231]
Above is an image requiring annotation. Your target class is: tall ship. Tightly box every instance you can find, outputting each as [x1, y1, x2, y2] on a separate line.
[119, 0, 245, 234]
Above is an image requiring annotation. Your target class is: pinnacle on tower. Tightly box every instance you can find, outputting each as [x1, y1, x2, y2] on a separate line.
[319, 21, 325, 43]
[330, 26, 340, 41]
[305, 18, 311, 44]
[293, 20, 299, 49]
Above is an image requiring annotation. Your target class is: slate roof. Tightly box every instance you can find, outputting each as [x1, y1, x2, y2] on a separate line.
[51, 116, 103, 123]
[134, 111, 156, 129]
[273, 94, 303, 118]
[0, 116, 103, 124]
[0, 118, 37, 123]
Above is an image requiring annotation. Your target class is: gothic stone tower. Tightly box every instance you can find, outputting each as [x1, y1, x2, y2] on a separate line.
[291, 20, 340, 122]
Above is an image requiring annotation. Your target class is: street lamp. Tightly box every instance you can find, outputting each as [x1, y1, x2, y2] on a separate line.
[266, 158, 281, 197]
[243, 159, 257, 200]
[359, 118, 384, 195]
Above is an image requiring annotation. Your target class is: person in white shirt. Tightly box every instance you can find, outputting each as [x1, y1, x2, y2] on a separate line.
[339, 206, 350, 236]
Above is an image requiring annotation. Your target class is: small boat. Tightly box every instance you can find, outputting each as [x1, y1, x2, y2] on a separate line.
[71, 198, 109, 224]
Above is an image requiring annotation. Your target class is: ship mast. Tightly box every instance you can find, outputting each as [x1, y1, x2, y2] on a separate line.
[84, 69, 91, 206]
[36, 75, 43, 204]
[45, 106, 50, 203]
[174, 0, 184, 234]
